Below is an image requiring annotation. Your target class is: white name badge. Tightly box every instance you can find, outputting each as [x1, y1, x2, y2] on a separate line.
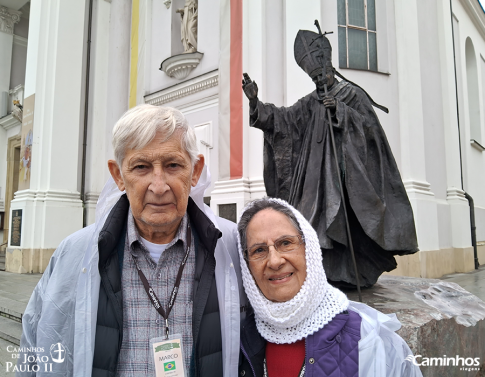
[151, 335, 186, 377]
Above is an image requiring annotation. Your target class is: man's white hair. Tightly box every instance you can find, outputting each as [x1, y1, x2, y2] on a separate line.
[112, 104, 199, 167]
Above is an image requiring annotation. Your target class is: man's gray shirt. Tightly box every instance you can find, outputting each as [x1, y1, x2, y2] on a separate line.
[116, 210, 195, 376]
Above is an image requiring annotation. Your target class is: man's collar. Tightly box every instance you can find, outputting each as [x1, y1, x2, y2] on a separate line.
[127, 209, 189, 255]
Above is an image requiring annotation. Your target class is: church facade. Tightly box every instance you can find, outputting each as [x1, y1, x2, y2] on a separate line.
[0, 0, 484, 278]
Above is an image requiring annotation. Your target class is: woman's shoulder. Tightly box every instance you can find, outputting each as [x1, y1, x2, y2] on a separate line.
[310, 310, 362, 342]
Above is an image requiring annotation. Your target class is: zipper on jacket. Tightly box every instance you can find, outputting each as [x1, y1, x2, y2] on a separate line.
[241, 341, 257, 377]
[304, 338, 308, 376]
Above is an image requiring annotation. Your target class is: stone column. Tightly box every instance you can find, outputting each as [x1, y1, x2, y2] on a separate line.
[84, 0, 131, 225]
[394, 0, 441, 277]
[6, 0, 87, 273]
[437, 1, 473, 270]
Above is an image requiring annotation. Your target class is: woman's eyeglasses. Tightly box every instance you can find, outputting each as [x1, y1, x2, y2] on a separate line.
[245, 235, 305, 261]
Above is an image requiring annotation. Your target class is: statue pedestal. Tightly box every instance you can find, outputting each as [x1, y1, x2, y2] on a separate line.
[345, 275, 485, 377]
[160, 52, 204, 80]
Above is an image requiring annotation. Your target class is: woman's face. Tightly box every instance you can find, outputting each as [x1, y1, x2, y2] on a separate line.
[246, 209, 307, 302]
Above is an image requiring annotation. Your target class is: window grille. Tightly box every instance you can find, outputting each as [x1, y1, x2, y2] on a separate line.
[337, 0, 377, 71]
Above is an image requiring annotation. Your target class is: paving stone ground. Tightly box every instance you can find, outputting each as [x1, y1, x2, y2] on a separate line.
[0, 271, 42, 317]
[441, 265, 485, 302]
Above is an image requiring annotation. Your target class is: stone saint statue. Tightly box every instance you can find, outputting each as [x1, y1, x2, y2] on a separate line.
[176, 0, 198, 53]
[242, 29, 418, 288]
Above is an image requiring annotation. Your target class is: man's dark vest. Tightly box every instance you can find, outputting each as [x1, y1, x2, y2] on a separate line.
[91, 195, 223, 377]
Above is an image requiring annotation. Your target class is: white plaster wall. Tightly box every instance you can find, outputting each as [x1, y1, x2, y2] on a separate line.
[10, 17, 29, 89]
[24, 0, 40, 99]
[105, 0, 131, 165]
[9, 40, 27, 90]
[283, 0, 321, 106]
[184, 105, 219, 195]
[417, 0, 448, 201]
[0, 128, 7, 209]
[437, 201, 453, 249]
[9, 17, 29, 89]
[262, 0, 284, 107]
[452, 0, 485, 232]
[85, 0, 113, 214]
[0, 32, 14, 104]
[141, 0, 153, 103]
[148, 0, 172, 94]
[243, 0, 264, 181]
[196, 0, 220, 73]
[476, 207, 485, 241]
[147, 0, 220, 95]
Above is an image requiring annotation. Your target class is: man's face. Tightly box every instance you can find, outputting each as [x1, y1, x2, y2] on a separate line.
[108, 131, 204, 241]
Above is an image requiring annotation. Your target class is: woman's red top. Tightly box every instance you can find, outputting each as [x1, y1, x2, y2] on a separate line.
[265, 339, 305, 377]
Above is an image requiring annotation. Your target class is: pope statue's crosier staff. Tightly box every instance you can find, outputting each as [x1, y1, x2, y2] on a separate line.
[313, 19, 362, 302]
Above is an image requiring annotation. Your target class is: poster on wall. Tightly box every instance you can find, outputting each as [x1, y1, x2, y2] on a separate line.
[10, 209, 22, 247]
[18, 94, 35, 191]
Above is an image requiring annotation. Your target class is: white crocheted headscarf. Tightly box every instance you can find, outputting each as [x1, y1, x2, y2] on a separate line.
[237, 198, 349, 344]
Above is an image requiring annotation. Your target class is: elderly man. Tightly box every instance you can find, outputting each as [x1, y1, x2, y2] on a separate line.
[18, 105, 245, 376]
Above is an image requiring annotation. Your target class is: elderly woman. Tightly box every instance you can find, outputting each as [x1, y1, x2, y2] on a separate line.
[237, 197, 422, 377]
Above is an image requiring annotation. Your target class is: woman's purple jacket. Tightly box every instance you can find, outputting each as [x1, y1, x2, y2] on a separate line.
[239, 310, 362, 377]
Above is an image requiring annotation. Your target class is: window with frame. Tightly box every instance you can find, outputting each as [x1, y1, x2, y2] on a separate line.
[337, 0, 378, 71]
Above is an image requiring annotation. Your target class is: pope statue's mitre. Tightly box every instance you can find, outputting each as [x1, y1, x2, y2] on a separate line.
[294, 30, 332, 79]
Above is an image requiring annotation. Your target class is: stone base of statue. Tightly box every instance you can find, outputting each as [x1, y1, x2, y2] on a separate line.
[346, 275, 485, 377]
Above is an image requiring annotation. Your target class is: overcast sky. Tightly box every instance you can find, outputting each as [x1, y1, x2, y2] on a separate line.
[480, 0, 485, 11]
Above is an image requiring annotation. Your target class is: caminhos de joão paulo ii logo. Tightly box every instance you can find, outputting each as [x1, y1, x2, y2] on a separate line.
[50, 343, 66, 363]
[4, 343, 66, 373]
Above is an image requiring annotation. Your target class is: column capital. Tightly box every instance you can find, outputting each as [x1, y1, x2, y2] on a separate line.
[0, 6, 21, 35]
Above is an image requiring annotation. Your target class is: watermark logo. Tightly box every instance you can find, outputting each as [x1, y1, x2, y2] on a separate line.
[4, 343, 66, 373]
[405, 355, 417, 364]
[50, 343, 66, 363]
[405, 354, 481, 371]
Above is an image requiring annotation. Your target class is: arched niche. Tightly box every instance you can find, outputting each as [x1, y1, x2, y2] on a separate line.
[465, 37, 482, 146]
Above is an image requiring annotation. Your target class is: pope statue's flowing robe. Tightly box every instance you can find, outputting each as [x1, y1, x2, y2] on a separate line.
[250, 80, 418, 287]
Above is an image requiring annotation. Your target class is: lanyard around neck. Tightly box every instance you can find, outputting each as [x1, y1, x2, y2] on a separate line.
[131, 222, 192, 339]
